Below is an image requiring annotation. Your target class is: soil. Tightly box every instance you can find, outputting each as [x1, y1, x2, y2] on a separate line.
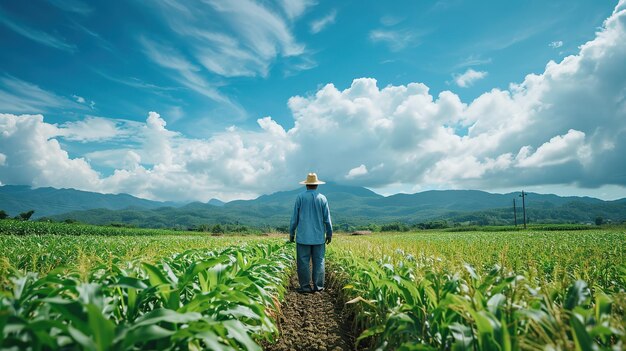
[264, 272, 356, 351]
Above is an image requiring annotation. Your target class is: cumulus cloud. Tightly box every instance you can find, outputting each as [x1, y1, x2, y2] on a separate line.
[0, 112, 296, 201]
[2, 1, 626, 201]
[346, 165, 368, 179]
[0, 113, 101, 189]
[424, 154, 513, 183]
[284, 78, 467, 187]
[454, 68, 488, 87]
[86, 149, 141, 170]
[516, 130, 589, 168]
[59, 117, 122, 142]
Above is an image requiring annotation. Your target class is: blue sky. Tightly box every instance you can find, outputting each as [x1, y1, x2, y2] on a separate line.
[1, 0, 625, 201]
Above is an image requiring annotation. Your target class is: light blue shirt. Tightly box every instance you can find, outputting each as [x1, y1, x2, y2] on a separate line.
[289, 189, 333, 245]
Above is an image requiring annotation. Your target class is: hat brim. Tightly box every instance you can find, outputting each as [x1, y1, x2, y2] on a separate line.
[299, 180, 326, 185]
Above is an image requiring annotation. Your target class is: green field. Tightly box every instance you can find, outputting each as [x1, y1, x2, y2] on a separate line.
[1, 220, 625, 350]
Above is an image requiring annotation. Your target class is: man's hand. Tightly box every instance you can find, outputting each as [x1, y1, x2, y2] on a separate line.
[289, 237, 295, 243]
[325, 236, 332, 244]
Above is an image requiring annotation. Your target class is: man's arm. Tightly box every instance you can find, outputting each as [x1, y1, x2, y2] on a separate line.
[323, 199, 332, 244]
[289, 197, 300, 242]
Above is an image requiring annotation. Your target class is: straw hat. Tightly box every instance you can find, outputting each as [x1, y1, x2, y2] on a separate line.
[299, 173, 326, 185]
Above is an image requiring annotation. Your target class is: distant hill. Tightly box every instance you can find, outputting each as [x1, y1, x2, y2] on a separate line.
[207, 199, 225, 207]
[22, 183, 624, 229]
[0, 185, 181, 218]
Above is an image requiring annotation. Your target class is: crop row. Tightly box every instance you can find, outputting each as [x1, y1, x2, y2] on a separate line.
[335, 231, 625, 291]
[0, 219, 199, 236]
[329, 231, 626, 350]
[0, 242, 293, 350]
[0, 233, 266, 282]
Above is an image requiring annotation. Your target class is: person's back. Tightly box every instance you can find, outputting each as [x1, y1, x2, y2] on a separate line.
[291, 190, 330, 245]
[289, 173, 332, 293]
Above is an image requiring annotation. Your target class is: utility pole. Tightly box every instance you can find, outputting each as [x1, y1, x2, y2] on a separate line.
[513, 198, 517, 227]
[519, 191, 527, 229]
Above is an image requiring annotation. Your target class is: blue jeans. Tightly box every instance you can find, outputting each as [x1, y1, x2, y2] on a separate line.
[296, 243, 325, 291]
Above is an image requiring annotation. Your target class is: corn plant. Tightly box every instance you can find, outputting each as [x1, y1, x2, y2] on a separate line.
[329, 230, 626, 350]
[0, 242, 293, 350]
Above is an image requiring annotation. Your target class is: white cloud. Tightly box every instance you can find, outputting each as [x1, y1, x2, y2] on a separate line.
[59, 117, 122, 142]
[2, 1, 626, 201]
[346, 165, 368, 179]
[139, 0, 312, 115]
[139, 37, 240, 113]
[72, 95, 86, 104]
[549, 40, 564, 48]
[152, 0, 306, 79]
[369, 29, 419, 51]
[0, 76, 78, 113]
[278, 0, 315, 20]
[282, 55, 318, 77]
[310, 10, 337, 34]
[0, 112, 295, 201]
[257, 116, 287, 137]
[516, 129, 589, 168]
[70, 94, 95, 108]
[192, 31, 270, 77]
[142, 111, 178, 167]
[86, 149, 141, 170]
[207, 0, 304, 57]
[424, 154, 513, 183]
[284, 78, 468, 187]
[0, 113, 101, 189]
[454, 68, 488, 87]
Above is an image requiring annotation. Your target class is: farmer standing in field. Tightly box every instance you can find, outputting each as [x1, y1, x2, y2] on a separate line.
[289, 173, 333, 293]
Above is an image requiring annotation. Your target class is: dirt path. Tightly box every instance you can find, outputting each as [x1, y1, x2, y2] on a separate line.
[264, 273, 355, 351]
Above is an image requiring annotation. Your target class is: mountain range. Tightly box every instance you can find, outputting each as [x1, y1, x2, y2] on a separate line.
[1, 184, 625, 228]
[0, 185, 182, 218]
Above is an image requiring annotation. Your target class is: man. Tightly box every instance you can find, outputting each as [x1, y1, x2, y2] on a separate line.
[289, 173, 333, 293]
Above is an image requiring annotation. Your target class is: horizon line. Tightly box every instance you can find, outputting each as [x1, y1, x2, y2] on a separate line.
[1, 182, 622, 204]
